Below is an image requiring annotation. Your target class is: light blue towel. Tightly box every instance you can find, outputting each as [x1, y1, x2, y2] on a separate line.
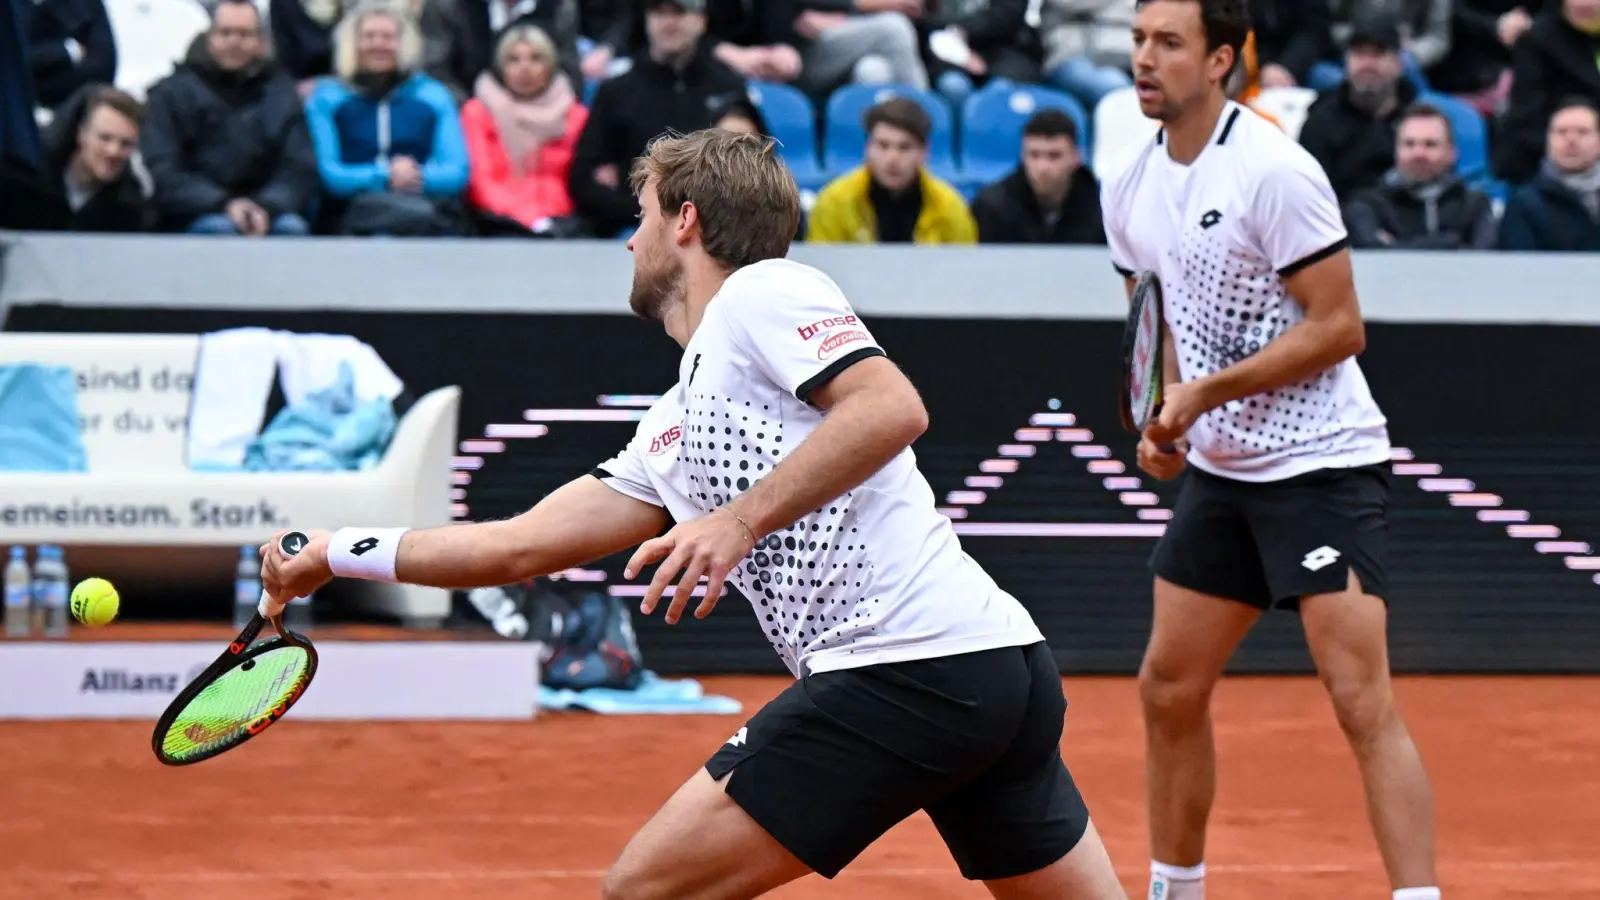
[0, 364, 87, 472]
[538, 671, 744, 715]
[242, 362, 397, 472]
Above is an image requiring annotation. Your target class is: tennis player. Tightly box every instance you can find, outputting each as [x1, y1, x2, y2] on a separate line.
[1101, 3, 1439, 900]
[261, 127, 1127, 900]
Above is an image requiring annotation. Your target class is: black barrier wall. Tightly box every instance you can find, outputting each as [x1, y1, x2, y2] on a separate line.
[7, 304, 1600, 674]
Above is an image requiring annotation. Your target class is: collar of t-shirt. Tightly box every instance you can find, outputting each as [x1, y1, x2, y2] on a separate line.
[869, 175, 922, 243]
[1156, 100, 1242, 175]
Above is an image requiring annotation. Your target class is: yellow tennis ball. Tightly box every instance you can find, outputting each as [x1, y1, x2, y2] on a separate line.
[70, 577, 119, 628]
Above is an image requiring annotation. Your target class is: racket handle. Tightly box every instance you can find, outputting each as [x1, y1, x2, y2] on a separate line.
[1156, 442, 1178, 455]
[256, 531, 310, 619]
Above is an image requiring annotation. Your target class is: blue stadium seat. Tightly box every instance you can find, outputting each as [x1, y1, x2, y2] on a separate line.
[745, 82, 826, 191]
[822, 84, 957, 182]
[1419, 92, 1490, 181]
[959, 84, 1090, 190]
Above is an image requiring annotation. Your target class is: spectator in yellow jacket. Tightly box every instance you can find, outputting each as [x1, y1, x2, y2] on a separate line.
[807, 97, 977, 244]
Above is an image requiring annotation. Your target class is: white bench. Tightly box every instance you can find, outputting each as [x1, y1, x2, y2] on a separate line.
[0, 333, 458, 625]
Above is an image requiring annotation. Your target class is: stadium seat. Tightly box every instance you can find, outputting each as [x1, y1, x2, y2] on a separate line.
[1419, 92, 1491, 181]
[105, 0, 210, 99]
[1250, 86, 1318, 141]
[746, 81, 826, 191]
[822, 84, 957, 182]
[1090, 86, 1160, 180]
[958, 83, 1090, 190]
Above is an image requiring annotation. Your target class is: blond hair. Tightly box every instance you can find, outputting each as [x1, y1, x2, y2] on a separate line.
[630, 128, 800, 270]
[495, 24, 558, 72]
[333, 1, 422, 80]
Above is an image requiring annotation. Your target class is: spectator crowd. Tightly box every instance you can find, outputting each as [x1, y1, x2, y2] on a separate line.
[2, 0, 1598, 252]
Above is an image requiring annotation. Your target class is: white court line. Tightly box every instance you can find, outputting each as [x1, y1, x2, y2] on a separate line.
[9, 861, 1588, 883]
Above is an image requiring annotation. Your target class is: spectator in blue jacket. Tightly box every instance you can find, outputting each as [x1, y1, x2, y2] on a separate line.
[304, 1, 470, 235]
[1500, 97, 1600, 252]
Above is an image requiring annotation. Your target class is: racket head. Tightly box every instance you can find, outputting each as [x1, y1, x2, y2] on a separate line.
[152, 630, 318, 766]
[1120, 271, 1166, 435]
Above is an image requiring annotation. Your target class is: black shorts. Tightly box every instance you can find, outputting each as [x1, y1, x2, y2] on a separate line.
[1150, 463, 1390, 610]
[704, 641, 1089, 881]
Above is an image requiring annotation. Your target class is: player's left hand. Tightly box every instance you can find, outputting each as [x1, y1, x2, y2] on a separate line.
[260, 529, 334, 615]
[625, 509, 757, 625]
[1146, 379, 1213, 447]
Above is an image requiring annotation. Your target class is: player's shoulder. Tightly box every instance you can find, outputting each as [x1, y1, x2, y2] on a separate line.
[1098, 134, 1162, 206]
[720, 258, 852, 315]
[1226, 105, 1332, 189]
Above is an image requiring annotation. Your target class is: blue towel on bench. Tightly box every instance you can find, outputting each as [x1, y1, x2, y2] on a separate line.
[538, 671, 742, 715]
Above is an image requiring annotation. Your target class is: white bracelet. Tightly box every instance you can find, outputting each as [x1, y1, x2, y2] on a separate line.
[327, 527, 410, 582]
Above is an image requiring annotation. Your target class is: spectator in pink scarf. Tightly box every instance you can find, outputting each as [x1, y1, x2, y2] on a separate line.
[460, 24, 588, 235]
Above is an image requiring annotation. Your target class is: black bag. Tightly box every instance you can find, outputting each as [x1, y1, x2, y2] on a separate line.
[465, 581, 645, 691]
[339, 191, 461, 236]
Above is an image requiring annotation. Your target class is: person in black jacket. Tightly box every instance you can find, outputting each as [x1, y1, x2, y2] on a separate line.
[139, 0, 318, 235]
[971, 108, 1103, 245]
[1494, 0, 1600, 185]
[1298, 15, 1421, 203]
[1500, 96, 1600, 250]
[25, 0, 116, 110]
[1251, 0, 1333, 87]
[597, 0, 802, 83]
[567, 0, 744, 237]
[1345, 102, 1498, 249]
[12, 83, 154, 232]
[1423, 0, 1541, 105]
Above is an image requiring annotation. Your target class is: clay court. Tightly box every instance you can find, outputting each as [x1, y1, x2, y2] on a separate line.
[1, 674, 1595, 899]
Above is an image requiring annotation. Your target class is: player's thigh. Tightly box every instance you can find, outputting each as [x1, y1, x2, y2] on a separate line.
[1299, 568, 1397, 737]
[700, 651, 1032, 881]
[1149, 468, 1275, 613]
[1141, 576, 1261, 704]
[604, 767, 811, 900]
[927, 643, 1108, 884]
[983, 821, 1127, 900]
[1246, 463, 1390, 611]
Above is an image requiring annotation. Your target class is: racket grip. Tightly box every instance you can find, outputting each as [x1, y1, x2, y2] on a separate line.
[1157, 442, 1178, 455]
[256, 531, 310, 619]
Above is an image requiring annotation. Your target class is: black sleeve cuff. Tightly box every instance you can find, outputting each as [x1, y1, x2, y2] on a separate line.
[795, 346, 887, 405]
[1113, 262, 1134, 278]
[1278, 237, 1350, 278]
[589, 466, 614, 480]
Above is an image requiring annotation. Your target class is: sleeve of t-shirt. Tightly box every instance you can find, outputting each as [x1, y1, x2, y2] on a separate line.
[1253, 151, 1351, 277]
[728, 268, 888, 405]
[589, 422, 664, 508]
[1102, 178, 1136, 278]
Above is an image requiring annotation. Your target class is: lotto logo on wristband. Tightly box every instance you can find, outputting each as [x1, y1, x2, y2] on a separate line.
[350, 537, 380, 556]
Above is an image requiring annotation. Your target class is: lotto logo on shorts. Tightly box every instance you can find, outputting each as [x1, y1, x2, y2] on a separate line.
[797, 316, 858, 341]
[1301, 546, 1342, 572]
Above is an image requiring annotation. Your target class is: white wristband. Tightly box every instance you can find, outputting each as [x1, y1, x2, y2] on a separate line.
[327, 527, 409, 582]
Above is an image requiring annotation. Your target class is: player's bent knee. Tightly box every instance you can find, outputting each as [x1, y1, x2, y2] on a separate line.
[1137, 658, 1213, 723]
[1323, 675, 1396, 746]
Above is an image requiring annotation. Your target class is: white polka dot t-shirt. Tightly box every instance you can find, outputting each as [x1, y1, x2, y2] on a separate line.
[1102, 102, 1391, 482]
[593, 259, 1043, 677]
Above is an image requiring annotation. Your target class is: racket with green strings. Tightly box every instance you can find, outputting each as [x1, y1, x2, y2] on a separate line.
[151, 531, 318, 766]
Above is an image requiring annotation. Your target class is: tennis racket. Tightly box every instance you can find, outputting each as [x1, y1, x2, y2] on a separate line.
[152, 531, 318, 766]
[1120, 271, 1175, 452]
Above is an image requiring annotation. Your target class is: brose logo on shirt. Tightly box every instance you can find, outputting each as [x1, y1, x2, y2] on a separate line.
[797, 315, 858, 341]
[648, 424, 682, 456]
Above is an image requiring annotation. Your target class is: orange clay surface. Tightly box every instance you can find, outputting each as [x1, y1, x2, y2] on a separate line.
[1, 674, 1596, 899]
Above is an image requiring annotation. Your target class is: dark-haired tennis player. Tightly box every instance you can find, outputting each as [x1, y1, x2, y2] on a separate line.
[1100, 3, 1439, 900]
[261, 127, 1127, 900]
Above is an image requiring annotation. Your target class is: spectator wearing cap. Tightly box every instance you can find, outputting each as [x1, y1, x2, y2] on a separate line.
[140, 0, 318, 236]
[791, 0, 929, 95]
[1500, 97, 1600, 250]
[971, 108, 1103, 245]
[1423, 1, 1533, 116]
[1251, 0, 1333, 89]
[922, 0, 1040, 107]
[24, 84, 154, 232]
[567, 0, 744, 237]
[597, 0, 803, 84]
[807, 96, 975, 244]
[1299, 15, 1421, 203]
[1495, 0, 1600, 185]
[1307, 0, 1449, 93]
[421, 0, 584, 103]
[305, 3, 471, 236]
[1038, 0, 1134, 108]
[460, 24, 588, 236]
[1344, 102, 1498, 249]
[25, 0, 116, 110]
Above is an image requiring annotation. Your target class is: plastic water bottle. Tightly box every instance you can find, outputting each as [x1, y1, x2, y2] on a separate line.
[233, 545, 261, 630]
[33, 545, 70, 638]
[4, 547, 32, 638]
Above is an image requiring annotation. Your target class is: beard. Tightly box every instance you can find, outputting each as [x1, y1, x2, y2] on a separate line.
[628, 246, 685, 323]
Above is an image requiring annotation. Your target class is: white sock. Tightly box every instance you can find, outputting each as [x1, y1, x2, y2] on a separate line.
[1394, 889, 1441, 900]
[1149, 861, 1205, 900]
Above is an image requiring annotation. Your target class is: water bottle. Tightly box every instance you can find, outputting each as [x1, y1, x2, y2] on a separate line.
[233, 545, 261, 630]
[33, 545, 70, 638]
[4, 547, 32, 638]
